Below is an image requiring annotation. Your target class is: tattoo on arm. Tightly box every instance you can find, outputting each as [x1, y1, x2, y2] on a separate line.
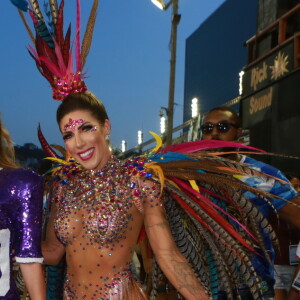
[146, 221, 169, 229]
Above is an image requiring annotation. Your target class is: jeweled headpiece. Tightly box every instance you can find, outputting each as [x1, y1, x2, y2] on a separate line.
[11, 0, 98, 100]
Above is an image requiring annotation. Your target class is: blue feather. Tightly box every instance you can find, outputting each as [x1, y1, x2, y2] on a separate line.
[10, 0, 28, 11]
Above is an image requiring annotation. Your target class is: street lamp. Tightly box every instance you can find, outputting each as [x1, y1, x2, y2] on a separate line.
[121, 140, 127, 152]
[137, 130, 143, 145]
[239, 70, 245, 95]
[160, 116, 166, 134]
[151, 0, 173, 10]
[191, 97, 199, 118]
[159, 107, 168, 134]
[149, 0, 181, 145]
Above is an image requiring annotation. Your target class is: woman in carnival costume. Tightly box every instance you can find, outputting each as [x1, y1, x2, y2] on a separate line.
[10, 0, 295, 299]
[0, 118, 45, 299]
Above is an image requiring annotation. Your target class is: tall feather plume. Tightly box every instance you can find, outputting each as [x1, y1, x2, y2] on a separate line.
[54, 0, 65, 48]
[18, 10, 35, 44]
[29, 0, 44, 21]
[49, 0, 58, 25]
[11, 0, 90, 101]
[29, 9, 55, 48]
[81, 0, 99, 68]
[75, 0, 81, 72]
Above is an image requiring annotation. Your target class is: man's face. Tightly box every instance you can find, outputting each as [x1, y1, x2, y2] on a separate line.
[201, 110, 242, 142]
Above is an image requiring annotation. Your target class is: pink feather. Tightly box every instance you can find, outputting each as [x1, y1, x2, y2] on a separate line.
[39, 56, 63, 77]
[52, 38, 67, 74]
[160, 140, 265, 154]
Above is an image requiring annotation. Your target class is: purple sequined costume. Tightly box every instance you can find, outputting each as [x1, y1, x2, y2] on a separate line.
[0, 168, 44, 299]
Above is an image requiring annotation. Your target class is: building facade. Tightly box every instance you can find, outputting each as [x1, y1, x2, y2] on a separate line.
[240, 0, 300, 171]
[183, 0, 258, 122]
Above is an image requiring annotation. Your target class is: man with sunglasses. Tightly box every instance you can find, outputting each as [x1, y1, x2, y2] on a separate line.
[201, 107, 300, 300]
[201, 106, 242, 142]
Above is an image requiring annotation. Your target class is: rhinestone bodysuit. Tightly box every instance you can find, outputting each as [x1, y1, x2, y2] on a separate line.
[52, 156, 160, 299]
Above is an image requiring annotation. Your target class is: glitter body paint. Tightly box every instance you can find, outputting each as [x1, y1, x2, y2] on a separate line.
[52, 156, 161, 299]
[0, 168, 44, 299]
[63, 118, 84, 131]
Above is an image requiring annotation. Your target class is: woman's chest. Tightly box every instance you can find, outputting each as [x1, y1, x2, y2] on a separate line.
[54, 177, 135, 246]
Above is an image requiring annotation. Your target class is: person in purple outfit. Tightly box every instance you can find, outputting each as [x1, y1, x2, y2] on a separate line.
[0, 118, 46, 299]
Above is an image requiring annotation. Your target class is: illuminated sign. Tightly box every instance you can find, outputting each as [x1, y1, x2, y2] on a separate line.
[242, 43, 293, 96]
[241, 86, 276, 127]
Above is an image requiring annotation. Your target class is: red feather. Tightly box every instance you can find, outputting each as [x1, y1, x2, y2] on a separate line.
[160, 140, 265, 154]
[37, 124, 60, 158]
[55, 0, 65, 47]
[170, 177, 258, 250]
[62, 25, 71, 66]
[170, 191, 256, 262]
[75, 0, 82, 72]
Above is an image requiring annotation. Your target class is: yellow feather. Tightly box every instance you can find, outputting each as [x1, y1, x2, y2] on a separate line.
[149, 131, 162, 153]
[145, 162, 165, 194]
[44, 157, 68, 165]
[189, 180, 200, 193]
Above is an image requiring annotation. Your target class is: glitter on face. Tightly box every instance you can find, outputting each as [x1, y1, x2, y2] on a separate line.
[64, 118, 84, 131]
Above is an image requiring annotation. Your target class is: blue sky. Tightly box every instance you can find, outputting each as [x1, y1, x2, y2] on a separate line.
[0, 0, 225, 150]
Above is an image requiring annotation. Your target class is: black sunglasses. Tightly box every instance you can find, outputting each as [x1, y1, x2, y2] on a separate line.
[201, 121, 238, 135]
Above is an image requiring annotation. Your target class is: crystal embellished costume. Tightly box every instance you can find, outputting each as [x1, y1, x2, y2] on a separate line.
[51, 156, 156, 299]
[0, 168, 44, 299]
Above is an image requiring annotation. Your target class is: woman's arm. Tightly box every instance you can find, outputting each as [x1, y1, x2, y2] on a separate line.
[20, 262, 46, 300]
[144, 202, 210, 300]
[42, 198, 66, 265]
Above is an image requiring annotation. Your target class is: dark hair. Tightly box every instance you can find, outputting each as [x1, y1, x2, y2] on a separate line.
[0, 118, 19, 169]
[205, 106, 241, 128]
[56, 91, 109, 126]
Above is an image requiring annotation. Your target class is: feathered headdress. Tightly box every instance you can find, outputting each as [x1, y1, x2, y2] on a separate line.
[10, 0, 98, 100]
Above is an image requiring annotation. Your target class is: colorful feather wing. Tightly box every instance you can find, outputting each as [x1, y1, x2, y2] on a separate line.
[127, 139, 294, 299]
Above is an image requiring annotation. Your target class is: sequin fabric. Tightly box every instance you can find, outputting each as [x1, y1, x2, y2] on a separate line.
[0, 168, 44, 299]
[52, 156, 160, 299]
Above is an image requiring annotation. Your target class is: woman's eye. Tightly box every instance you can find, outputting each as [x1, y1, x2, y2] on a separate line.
[82, 125, 94, 132]
[62, 134, 72, 141]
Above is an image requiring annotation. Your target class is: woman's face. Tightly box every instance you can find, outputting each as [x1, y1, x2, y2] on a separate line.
[60, 110, 111, 170]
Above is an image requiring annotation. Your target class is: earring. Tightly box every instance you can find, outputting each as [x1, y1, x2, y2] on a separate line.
[105, 134, 110, 141]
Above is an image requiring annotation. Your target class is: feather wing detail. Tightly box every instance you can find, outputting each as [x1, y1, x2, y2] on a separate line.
[128, 140, 295, 299]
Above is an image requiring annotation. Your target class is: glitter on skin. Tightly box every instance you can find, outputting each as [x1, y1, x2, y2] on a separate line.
[53, 156, 161, 299]
[63, 118, 84, 131]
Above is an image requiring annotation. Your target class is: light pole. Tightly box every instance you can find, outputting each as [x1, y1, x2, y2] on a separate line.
[121, 140, 127, 152]
[159, 107, 168, 134]
[137, 130, 143, 145]
[150, 0, 181, 145]
[191, 97, 199, 118]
